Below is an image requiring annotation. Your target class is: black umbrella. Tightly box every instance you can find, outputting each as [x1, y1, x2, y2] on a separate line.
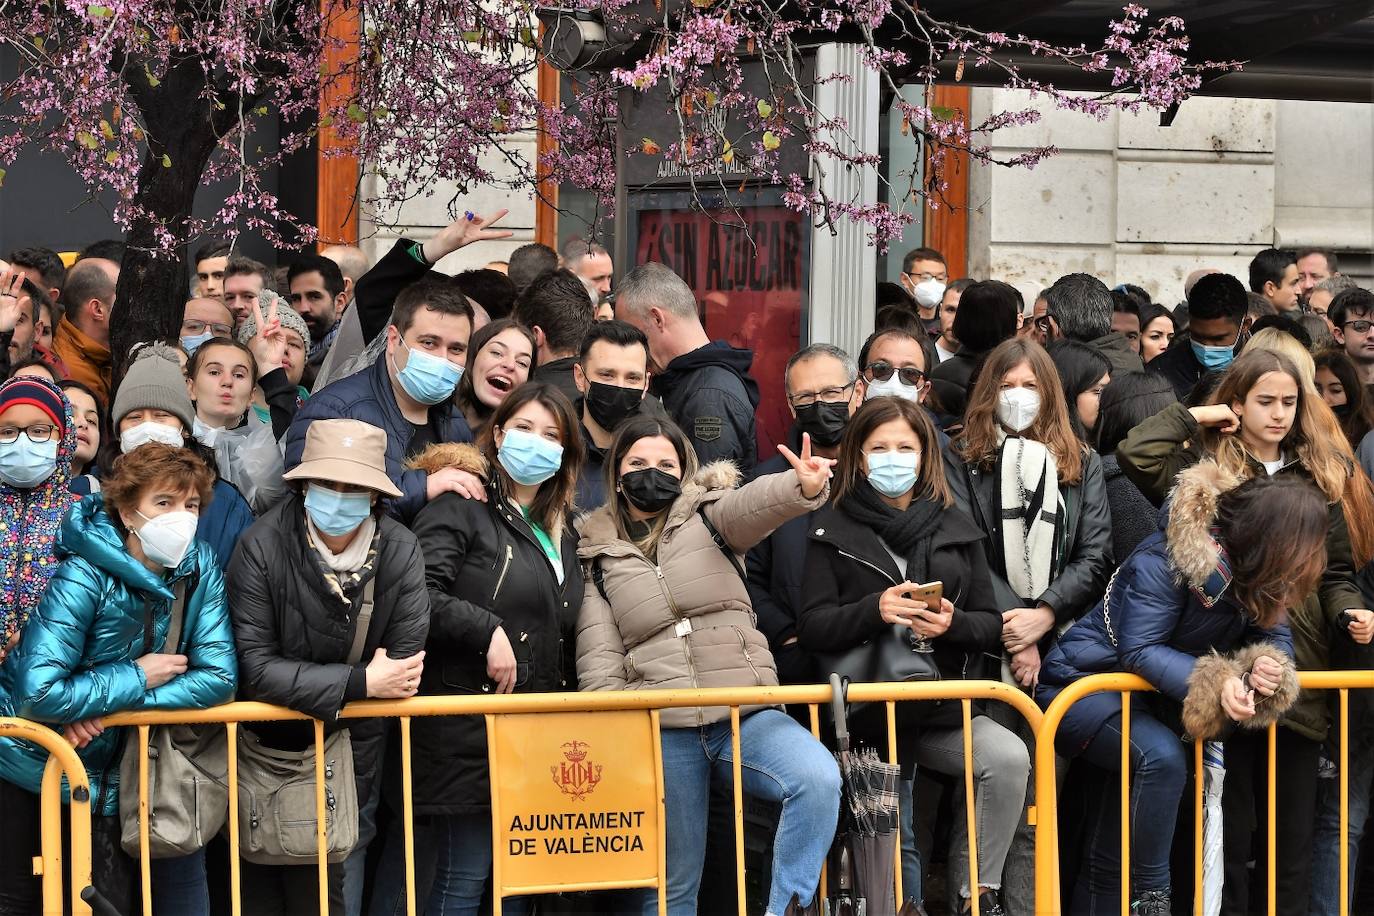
[823, 675, 923, 916]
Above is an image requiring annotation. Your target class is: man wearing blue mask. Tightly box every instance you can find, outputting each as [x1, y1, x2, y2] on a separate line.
[1148, 272, 1249, 401]
[285, 278, 482, 523]
[178, 296, 234, 357]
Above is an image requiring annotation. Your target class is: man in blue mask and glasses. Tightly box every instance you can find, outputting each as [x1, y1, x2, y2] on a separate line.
[286, 278, 482, 523]
[1148, 272, 1249, 401]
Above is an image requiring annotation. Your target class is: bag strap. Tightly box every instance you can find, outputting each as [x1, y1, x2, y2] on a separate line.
[592, 559, 609, 603]
[697, 507, 746, 581]
[163, 580, 189, 654]
[346, 577, 377, 665]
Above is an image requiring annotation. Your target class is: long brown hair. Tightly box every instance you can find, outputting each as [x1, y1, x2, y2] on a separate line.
[1216, 475, 1328, 628]
[455, 319, 537, 430]
[1203, 348, 1348, 503]
[834, 397, 952, 508]
[601, 415, 699, 557]
[478, 381, 583, 543]
[955, 337, 1085, 485]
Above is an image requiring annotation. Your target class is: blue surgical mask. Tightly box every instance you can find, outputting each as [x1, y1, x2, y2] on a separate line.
[866, 451, 920, 498]
[393, 341, 463, 406]
[0, 436, 60, 488]
[1191, 335, 1239, 371]
[304, 484, 374, 537]
[498, 428, 564, 486]
[181, 332, 213, 356]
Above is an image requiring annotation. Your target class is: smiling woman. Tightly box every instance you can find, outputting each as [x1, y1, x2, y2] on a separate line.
[454, 318, 537, 434]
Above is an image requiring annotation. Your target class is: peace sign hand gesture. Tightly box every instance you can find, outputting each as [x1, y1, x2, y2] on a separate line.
[0, 269, 26, 335]
[423, 208, 514, 264]
[246, 291, 287, 371]
[777, 432, 835, 500]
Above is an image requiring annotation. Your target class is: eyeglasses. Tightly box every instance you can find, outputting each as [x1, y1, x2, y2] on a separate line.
[863, 362, 926, 386]
[182, 319, 232, 337]
[788, 382, 855, 409]
[0, 424, 57, 444]
[903, 271, 947, 284]
[1343, 320, 1374, 334]
[1033, 314, 1055, 333]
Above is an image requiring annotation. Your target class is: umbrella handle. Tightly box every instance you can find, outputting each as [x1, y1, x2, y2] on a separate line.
[830, 673, 850, 751]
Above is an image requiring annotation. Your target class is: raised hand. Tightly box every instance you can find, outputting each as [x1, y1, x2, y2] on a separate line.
[422, 208, 514, 265]
[1189, 404, 1240, 434]
[777, 432, 835, 499]
[0, 269, 26, 334]
[246, 291, 287, 371]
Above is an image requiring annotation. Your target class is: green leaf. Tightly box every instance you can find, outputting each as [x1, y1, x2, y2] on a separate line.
[255, 105, 269, 116]
[461, 30, 481, 42]
[346, 102, 366, 123]
[0, 168, 7, 187]
[519, 27, 534, 47]
[930, 105, 958, 122]
[86, 4, 113, 17]
[105, 150, 119, 164]
[756, 99, 773, 119]
[370, 105, 389, 120]
[76, 130, 98, 150]
[99, 119, 114, 140]
[31, 36, 44, 51]
[161, 153, 171, 168]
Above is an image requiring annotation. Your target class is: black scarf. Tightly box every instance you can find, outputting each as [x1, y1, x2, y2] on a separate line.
[839, 479, 942, 584]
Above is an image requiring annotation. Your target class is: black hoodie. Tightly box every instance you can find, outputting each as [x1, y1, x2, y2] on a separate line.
[653, 341, 761, 471]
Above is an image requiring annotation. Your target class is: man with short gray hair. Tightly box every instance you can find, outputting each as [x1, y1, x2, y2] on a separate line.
[1042, 272, 1143, 375]
[617, 262, 761, 469]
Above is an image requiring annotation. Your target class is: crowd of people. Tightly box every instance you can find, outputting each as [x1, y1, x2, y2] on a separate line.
[0, 222, 1371, 916]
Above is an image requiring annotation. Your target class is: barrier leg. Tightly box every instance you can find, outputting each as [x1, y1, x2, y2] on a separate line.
[1267, 724, 1276, 916]
[730, 707, 746, 916]
[401, 717, 416, 916]
[1120, 693, 1131, 916]
[963, 700, 981, 916]
[314, 719, 329, 916]
[887, 700, 902, 909]
[1340, 689, 1349, 916]
[1193, 740, 1203, 916]
[226, 722, 242, 916]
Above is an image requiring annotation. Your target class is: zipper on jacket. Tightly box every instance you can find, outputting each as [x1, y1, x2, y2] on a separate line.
[734, 627, 763, 687]
[837, 549, 898, 587]
[649, 558, 704, 726]
[492, 544, 514, 602]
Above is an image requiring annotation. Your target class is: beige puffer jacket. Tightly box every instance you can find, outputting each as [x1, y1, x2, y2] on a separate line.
[576, 461, 827, 727]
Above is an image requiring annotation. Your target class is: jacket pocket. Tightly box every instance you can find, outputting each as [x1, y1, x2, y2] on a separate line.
[732, 627, 764, 687]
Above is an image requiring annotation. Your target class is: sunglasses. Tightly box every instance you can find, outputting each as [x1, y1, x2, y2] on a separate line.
[863, 362, 926, 386]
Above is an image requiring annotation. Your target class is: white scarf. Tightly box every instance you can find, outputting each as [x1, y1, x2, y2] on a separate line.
[307, 515, 376, 573]
[996, 434, 1062, 684]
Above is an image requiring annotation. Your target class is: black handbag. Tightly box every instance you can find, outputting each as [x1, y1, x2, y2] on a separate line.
[815, 623, 942, 686]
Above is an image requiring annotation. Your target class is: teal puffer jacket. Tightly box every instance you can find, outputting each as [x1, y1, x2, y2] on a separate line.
[0, 494, 237, 815]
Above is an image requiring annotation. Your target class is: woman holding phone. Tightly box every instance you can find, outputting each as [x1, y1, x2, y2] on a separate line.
[799, 397, 1028, 916]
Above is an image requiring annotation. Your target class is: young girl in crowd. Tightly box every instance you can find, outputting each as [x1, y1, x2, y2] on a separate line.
[0, 441, 236, 916]
[945, 337, 1112, 913]
[187, 337, 258, 448]
[1038, 470, 1315, 915]
[60, 379, 103, 487]
[381, 382, 583, 916]
[1137, 303, 1177, 365]
[453, 319, 535, 434]
[0, 376, 77, 666]
[1315, 347, 1374, 455]
[799, 397, 1028, 916]
[1116, 347, 1372, 914]
[236, 291, 312, 439]
[1046, 340, 1111, 445]
[576, 415, 840, 916]
[228, 418, 429, 916]
[92, 345, 255, 569]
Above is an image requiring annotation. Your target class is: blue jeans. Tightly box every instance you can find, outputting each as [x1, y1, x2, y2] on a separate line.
[1074, 710, 1186, 913]
[650, 709, 840, 916]
[150, 849, 208, 916]
[369, 810, 528, 916]
[342, 777, 381, 916]
[1310, 737, 1374, 916]
[898, 777, 923, 906]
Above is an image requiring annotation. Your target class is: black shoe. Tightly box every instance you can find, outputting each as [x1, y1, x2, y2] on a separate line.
[1131, 889, 1171, 916]
[965, 889, 1005, 916]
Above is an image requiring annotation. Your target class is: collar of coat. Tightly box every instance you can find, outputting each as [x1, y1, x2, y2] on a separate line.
[577, 460, 740, 557]
[1164, 460, 1239, 601]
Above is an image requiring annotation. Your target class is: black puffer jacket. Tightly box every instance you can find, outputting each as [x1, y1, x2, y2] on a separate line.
[943, 442, 1113, 631]
[227, 494, 430, 812]
[407, 445, 583, 816]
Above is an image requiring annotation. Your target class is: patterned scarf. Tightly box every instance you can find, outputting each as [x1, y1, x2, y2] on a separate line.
[0, 379, 78, 644]
[303, 511, 381, 605]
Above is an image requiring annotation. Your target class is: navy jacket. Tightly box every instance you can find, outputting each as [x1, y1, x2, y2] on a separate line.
[654, 342, 760, 472]
[743, 450, 816, 684]
[284, 352, 473, 523]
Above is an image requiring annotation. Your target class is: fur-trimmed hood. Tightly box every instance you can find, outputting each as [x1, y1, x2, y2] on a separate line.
[1165, 460, 1242, 590]
[405, 442, 488, 478]
[577, 459, 740, 550]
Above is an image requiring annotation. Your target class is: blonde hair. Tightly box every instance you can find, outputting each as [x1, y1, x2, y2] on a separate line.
[1247, 328, 1316, 391]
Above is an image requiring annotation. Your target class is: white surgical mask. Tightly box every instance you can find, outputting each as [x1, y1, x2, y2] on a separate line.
[133, 510, 199, 569]
[865, 374, 923, 403]
[997, 388, 1041, 433]
[913, 278, 946, 309]
[120, 421, 185, 454]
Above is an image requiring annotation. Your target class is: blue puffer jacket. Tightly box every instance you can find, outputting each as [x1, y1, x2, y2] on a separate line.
[1038, 461, 1295, 755]
[284, 352, 473, 523]
[0, 495, 237, 815]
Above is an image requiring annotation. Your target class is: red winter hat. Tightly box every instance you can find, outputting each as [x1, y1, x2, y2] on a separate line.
[0, 377, 67, 435]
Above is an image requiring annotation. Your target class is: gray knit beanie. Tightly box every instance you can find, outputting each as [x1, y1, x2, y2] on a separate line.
[237, 289, 312, 353]
[111, 344, 196, 432]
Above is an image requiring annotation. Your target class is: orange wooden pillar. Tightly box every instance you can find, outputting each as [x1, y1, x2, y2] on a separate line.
[534, 49, 561, 249]
[317, 0, 361, 247]
[924, 85, 970, 280]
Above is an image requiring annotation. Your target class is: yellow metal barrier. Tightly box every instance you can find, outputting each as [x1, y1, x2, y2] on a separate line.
[1034, 670, 1374, 916]
[0, 716, 96, 916]
[93, 679, 1042, 916]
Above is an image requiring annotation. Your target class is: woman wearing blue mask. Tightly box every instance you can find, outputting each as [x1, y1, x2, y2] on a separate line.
[799, 396, 1026, 916]
[228, 418, 430, 916]
[372, 381, 583, 916]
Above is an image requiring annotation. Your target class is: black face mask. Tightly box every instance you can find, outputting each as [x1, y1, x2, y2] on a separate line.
[585, 381, 644, 432]
[793, 401, 850, 447]
[1332, 402, 1352, 420]
[619, 467, 681, 514]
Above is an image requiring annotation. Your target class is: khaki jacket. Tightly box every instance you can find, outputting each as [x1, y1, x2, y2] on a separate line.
[575, 461, 826, 727]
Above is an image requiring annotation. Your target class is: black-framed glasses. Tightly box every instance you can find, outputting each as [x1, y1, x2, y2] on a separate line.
[788, 382, 856, 409]
[863, 362, 926, 386]
[1343, 320, 1374, 334]
[182, 318, 232, 337]
[1034, 314, 1055, 333]
[0, 424, 57, 445]
[902, 270, 947, 284]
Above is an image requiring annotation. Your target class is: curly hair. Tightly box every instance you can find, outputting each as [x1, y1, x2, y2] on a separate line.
[103, 442, 215, 525]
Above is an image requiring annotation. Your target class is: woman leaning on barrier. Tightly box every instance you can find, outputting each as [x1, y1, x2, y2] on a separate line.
[575, 414, 841, 916]
[1037, 468, 1315, 915]
[370, 381, 585, 916]
[0, 441, 236, 915]
[797, 396, 1029, 916]
[228, 418, 429, 916]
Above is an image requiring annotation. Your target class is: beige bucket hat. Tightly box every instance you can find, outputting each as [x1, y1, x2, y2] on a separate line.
[282, 418, 402, 497]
